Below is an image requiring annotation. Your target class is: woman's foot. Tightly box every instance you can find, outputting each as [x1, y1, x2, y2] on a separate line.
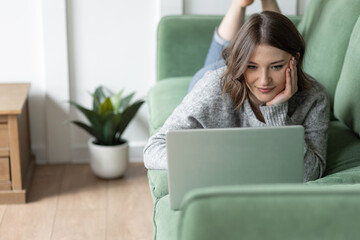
[261, 0, 281, 13]
[234, 0, 255, 8]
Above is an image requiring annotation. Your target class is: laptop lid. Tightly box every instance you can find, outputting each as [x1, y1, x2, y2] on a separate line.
[166, 126, 304, 210]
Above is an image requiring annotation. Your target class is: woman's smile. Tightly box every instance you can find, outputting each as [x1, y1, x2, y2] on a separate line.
[257, 87, 276, 93]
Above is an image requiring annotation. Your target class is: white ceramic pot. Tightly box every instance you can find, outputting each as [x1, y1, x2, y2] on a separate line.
[88, 138, 129, 179]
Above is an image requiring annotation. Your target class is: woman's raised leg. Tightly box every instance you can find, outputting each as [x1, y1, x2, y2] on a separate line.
[261, 0, 281, 13]
[218, 0, 253, 41]
[188, 0, 253, 92]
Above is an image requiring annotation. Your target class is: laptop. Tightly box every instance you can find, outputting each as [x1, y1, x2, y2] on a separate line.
[166, 126, 304, 210]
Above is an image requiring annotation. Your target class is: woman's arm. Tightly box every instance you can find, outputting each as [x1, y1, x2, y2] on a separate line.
[301, 88, 329, 181]
[259, 82, 330, 181]
[260, 56, 329, 181]
[144, 70, 229, 170]
[143, 106, 203, 169]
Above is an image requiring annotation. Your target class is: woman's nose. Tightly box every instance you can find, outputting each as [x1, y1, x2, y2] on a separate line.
[259, 69, 271, 85]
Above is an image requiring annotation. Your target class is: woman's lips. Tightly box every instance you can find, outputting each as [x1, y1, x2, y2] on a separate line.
[257, 87, 275, 93]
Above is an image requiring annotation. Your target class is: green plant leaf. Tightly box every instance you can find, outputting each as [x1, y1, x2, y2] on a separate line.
[112, 113, 122, 129]
[92, 93, 101, 113]
[110, 89, 124, 113]
[117, 100, 145, 140]
[70, 121, 102, 140]
[68, 86, 144, 146]
[99, 98, 114, 115]
[93, 86, 106, 112]
[103, 86, 114, 97]
[119, 92, 135, 113]
[102, 117, 117, 145]
[68, 101, 102, 132]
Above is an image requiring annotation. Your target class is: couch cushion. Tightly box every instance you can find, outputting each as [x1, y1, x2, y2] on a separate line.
[297, 0, 360, 109]
[309, 166, 360, 184]
[148, 77, 191, 135]
[324, 121, 360, 176]
[334, 17, 360, 135]
[154, 195, 181, 240]
[148, 170, 169, 201]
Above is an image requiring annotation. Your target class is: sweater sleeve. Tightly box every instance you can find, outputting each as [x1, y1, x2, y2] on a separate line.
[143, 103, 203, 170]
[259, 85, 330, 182]
[301, 90, 329, 181]
[260, 102, 290, 126]
[144, 70, 226, 170]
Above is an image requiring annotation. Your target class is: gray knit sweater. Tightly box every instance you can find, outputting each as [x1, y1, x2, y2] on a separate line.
[144, 67, 330, 182]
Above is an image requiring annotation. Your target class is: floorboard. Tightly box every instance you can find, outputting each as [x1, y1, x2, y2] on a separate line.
[107, 163, 153, 240]
[0, 165, 63, 240]
[0, 162, 153, 240]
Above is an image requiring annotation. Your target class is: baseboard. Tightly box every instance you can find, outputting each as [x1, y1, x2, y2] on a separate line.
[32, 144, 47, 164]
[128, 142, 147, 162]
[32, 142, 146, 164]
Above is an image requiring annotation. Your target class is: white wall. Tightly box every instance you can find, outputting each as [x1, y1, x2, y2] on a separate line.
[0, 0, 309, 164]
[184, 0, 309, 15]
[0, 0, 159, 164]
[0, 0, 48, 161]
[67, 0, 157, 163]
[185, 0, 296, 15]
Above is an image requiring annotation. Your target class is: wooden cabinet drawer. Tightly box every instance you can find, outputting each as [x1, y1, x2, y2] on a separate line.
[0, 118, 11, 191]
[0, 116, 7, 123]
[0, 123, 9, 156]
[0, 157, 11, 191]
[0, 157, 10, 181]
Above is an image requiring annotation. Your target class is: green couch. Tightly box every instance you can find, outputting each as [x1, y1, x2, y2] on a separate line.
[146, 1, 360, 239]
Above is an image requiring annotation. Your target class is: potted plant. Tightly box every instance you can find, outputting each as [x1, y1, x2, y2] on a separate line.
[69, 86, 144, 179]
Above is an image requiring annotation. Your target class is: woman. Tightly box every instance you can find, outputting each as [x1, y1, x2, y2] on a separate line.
[144, 0, 329, 182]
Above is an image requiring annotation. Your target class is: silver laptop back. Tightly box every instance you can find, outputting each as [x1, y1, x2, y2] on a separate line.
[166, 126, 304, 210]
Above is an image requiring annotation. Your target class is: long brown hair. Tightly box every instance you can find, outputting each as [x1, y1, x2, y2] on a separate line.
[221, 11, 311, 110]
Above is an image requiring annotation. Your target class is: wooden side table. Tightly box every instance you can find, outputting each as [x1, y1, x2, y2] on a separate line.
[0, 83, 35, 204]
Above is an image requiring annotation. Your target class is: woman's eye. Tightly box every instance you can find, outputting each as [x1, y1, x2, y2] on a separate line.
[247, 65, 257, 70]
[272, 65, 283, 70]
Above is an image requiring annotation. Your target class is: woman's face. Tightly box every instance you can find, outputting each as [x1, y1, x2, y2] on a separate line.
[243, 44, 292, 105]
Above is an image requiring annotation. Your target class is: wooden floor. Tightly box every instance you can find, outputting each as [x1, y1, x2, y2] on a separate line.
[0, 163, 153, 240]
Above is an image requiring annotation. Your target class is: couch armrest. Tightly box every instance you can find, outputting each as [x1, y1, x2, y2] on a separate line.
[178, 184, 360, 240]
[147, 170, 169, 202]
[148, 77, 191, 135]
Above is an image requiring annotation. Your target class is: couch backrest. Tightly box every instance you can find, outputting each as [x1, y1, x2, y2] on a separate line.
[297, 0, 360, 111]
[334, 17, 360, 135]
[156, 15, 222, 81]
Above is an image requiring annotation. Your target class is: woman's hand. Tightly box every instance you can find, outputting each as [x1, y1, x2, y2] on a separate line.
[266, 57, 298, 106]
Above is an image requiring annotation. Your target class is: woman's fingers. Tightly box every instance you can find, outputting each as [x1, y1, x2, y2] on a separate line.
[291, 57, 298, 94]
[285, 67, 292, 95]
[286, 57, 297, 95]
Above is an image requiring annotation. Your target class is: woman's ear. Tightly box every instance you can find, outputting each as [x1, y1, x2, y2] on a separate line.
[295, 52, 301, 61]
